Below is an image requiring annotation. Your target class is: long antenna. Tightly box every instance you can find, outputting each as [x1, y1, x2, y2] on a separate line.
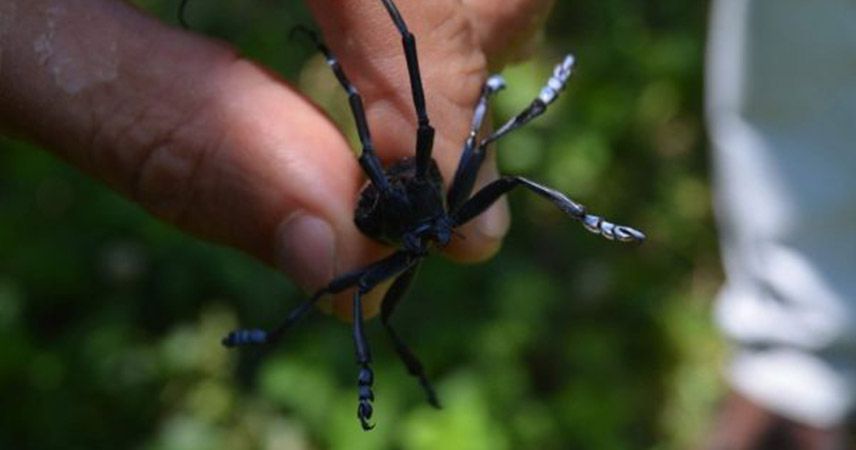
[177, 0, 191, 29]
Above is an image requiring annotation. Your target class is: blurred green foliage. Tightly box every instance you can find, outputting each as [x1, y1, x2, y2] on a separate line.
[0, 1, 724, 449]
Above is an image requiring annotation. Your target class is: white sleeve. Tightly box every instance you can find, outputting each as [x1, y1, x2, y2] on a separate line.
[706, 0, 856, 427]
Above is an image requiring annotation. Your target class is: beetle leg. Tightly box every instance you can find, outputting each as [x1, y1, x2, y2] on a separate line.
[447, 75, 507, 213]
[448, 55, 575, 213]
[221, 251, 414, 348]
[480, 55, 576, 148]
[177, 0, 191, 28]
[349, 254, 421, 431]
[380, 263, 441, 408]
[453, 176, 646, 243]
[379, 0, 435, 179]
[223, 250, 419, 431]
[291, 26, 390, 192]
[352, 288, 376, 430]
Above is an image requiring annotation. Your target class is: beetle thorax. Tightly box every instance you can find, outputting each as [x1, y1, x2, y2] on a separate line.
[354, 157, 448, 249]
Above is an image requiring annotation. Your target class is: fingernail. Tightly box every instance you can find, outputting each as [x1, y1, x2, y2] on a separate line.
[275, 212, 336, 292]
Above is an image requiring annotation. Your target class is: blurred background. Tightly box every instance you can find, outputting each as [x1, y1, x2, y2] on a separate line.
[0, 0, 722, 448]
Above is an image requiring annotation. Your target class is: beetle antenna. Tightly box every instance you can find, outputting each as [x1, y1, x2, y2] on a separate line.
[177, 0, 191, 29]
[288, 25, 321, 46]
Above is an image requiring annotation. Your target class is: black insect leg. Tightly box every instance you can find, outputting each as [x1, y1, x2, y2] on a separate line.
[350, 253, 421, 431]
[447, 55, 574, 213]
[352, 289, 376, 430]
[481, 55, 576, 149]
[292, 27, 390, 192]
[220, 268, 360, 348]
[221, 251, 414, 348]
[454, 176, 646, 242]
[379, 263, 441, 408]
[379, 0, 435, 179]
[177, 0, 191, 29]
[447, 75, 507, 213]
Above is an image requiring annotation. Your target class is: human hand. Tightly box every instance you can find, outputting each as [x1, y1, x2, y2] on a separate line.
[0, 0, 554, 319]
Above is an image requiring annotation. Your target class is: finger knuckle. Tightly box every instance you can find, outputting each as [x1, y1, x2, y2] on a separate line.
[87, 94, 214, 224]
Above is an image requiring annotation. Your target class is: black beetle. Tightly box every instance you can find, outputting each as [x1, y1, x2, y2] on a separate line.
[186, 0, 647, 431]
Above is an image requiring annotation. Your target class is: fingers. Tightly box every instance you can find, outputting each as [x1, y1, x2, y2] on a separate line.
[306, 0, 510, 263]
[0, 0, 534, 322]
[0, 0, 388, 318]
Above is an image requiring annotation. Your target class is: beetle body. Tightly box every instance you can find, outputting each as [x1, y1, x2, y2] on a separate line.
[355, 157, 451, 250]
